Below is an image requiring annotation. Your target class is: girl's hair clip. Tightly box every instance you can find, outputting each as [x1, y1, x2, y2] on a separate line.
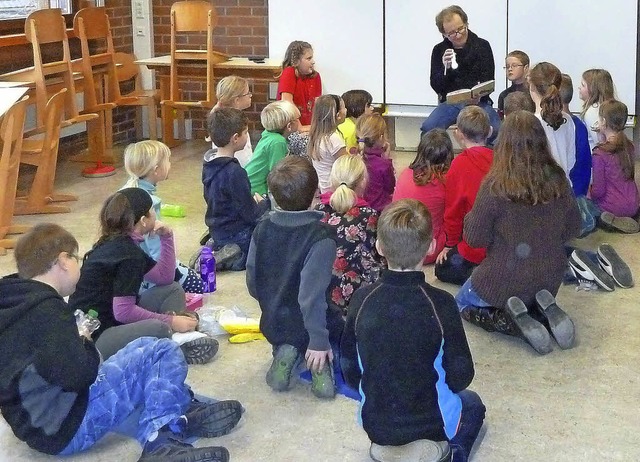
[357, 138, 365, 143]
[339, 182, 348, 187]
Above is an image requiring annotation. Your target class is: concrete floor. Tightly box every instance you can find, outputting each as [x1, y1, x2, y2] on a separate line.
[0, 140, 639, 462]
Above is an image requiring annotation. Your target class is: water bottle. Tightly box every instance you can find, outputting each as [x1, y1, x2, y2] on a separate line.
[161, 203, 186, 218]
[199, 247, 217, 293]
[74, 309, 101, 337]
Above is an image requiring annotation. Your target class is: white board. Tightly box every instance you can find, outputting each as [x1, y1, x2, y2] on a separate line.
[508, 0, 638, 114]
[268, 0, 384, 103]
[384, 1, 508, 107]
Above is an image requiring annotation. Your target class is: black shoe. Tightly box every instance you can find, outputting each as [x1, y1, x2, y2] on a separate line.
[138, 434, 229, 462]
[184, 400, 244, 438]
[599, 211, 639, 234]
[461, 305, 517, 335]
[181, 337, 219, 365]
[597, 244, 633, 288]
[213, 244, 242, 272]
[569, 249, 616, 292]
[534, 289, 575, 350]
[505, 297, 553, 355]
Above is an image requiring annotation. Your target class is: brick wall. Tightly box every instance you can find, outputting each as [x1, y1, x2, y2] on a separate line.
[153, 0, 269, 139]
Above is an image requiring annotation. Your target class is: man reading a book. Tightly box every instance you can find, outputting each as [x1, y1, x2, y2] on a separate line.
[420, 5, 500, 145]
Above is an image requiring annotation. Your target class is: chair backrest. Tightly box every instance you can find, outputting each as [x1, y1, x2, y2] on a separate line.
[41, 88, 67, 162]
[73, 6, 121, 108]
[0, 97, 29, 231]
[114, 52, 142, 87]
[169, 1, 217, 103]
[24, 8, 81, 126]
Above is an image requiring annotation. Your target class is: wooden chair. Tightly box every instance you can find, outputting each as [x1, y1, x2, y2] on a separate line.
[25, 8, 112, 176]
[0, 97, 29, 255]
[114, 52, 159, 140]
[15, 88, 76, 215]
[160, 0, 229, 145]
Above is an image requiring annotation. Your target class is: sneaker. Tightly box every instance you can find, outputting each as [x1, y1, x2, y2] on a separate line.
[181, 336, 219, 365]
[597, 244, 634, 288]
[213, 244, 242, 272]
[569, 249, 615, 291]
[265, 344, 300, 391]
[183, 400, 244, 438]
[311, 361, 335, 399]
[370, 439, 451, 462]
[138, 434, 229, 462]
[505, 297, 553, 355]
[534, 289, 575, 350]
[599, 211, 639, 234]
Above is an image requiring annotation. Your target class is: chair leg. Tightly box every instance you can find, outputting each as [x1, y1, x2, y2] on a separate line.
[161, 104, 178, 147]
[147, 102, 158, 140]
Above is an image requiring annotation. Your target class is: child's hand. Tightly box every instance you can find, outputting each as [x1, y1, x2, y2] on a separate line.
[153, 220, 172, 237]
[382, 140, 391, 158]
[305, 348, 333, 372]
[254, 192, 264, 203]
[170, 315, 198, 333]
[436, 246, 452, 265]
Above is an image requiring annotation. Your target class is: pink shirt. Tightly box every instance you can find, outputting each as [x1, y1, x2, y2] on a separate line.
[393, 168, 446, 264]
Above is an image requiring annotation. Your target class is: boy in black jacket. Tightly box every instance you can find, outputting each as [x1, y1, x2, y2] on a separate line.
[0, 224, 242, 462]
[341, 200, 485, 462]
[203, 107, 270, 271]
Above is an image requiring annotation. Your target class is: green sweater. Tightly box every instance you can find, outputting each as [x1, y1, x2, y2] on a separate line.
[245, 130, 288, 195]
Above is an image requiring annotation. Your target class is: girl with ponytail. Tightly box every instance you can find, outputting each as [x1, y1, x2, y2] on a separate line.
[528, 62, 576, 177]
[315, 155, 384, 314]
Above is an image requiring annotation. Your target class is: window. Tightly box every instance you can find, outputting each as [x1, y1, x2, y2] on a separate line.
[0, 1, 73, 21]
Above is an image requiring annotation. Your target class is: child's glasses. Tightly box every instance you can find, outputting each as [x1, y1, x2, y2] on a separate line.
[503, 64, 524, 70]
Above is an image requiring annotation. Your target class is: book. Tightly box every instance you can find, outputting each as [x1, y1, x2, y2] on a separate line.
[446, 80, 495, 104]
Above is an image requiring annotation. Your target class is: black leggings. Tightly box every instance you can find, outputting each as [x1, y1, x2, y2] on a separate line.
[434, 245, 478, 286]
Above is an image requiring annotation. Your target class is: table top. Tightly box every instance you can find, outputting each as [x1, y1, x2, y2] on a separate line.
[0, 87, 29, 118]
[136, 55, 281, 71]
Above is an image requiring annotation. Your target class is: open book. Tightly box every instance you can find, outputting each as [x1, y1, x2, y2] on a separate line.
[446, 80, 495, 104]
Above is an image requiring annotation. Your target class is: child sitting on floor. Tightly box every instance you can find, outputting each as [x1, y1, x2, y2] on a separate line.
[315, 154, 384, 315]
[0, 223, 242, 462]
[203, 108, 270, 271]
[338, 89, 374, 154]
[341, 199, 485, 462]
[246, 156, 344, 399]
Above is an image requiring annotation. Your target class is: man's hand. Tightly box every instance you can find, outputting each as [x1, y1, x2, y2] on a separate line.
[305, 348, 333, 372]
[442, 48, 455, 69]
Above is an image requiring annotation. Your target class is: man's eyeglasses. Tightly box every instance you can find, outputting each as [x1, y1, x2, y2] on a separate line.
[503, 64, 524, 70]
[443, 25, 467, 39]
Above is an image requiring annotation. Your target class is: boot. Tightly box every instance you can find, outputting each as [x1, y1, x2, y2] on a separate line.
[461, 306, 518, 336]
[505, 297, 553, 355]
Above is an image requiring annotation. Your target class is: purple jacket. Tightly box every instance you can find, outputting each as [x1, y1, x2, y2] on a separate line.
[590, 146, 640, 217]
[363, 146, 395, 212]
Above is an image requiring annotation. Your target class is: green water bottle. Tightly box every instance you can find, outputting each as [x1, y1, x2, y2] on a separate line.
[161, 203, 186, 218]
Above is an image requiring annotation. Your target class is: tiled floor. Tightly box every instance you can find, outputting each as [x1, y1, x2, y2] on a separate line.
[0, 140, 638, 461]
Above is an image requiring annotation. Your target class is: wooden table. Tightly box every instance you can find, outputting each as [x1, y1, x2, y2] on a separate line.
[136, 56, 281, 146]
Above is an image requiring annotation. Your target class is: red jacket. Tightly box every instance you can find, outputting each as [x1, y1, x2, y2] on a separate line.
[444, 146, 493, 264]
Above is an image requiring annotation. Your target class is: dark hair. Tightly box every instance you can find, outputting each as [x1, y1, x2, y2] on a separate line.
[456, 106, 491, 143]
[504, 91, 535, 117]
[435, 5, 468, 33]
[14, 223, 78, 279]
[95, 190, 151, 249]
[410, 128, 453, 185]
[485, 110, 570, 205]
[529, 62, 566, 130]
[378, 199, 432, 269]
[559, 73, 574, 105]
[341, 89, 373, 118]
[598, 100, 634, 180]
[268, 156, 318, 210]
[207, 107, 248, 147]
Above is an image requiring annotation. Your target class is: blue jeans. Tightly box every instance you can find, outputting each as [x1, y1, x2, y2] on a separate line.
[420, 101, 501, 145]
[575, 195, 602, 237]
[455, 278, 491, 312]
[449, 390, 486, 462]
[59, 337, 191, 454]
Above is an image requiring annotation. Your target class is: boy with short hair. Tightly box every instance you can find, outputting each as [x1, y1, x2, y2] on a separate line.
[503, 90, 535, 117]
[497, 50, 530, 118]
[341, 199, 485, 462]
[246, 156, 343, 399]
[245, 100, 301, 195]
[559, 73, 592, 197]
[203, 107, 270, 271]
[0, 224, 242, 462]
[435, 105, 493, 285]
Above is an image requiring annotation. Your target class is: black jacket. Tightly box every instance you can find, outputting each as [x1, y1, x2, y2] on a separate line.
[0, 276, 100, 455]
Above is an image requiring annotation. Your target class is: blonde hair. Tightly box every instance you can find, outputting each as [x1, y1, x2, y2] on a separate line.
[329, 155, 368, 213]
[356, 113, 386, 153]
[580, 69, 616, 118]
[216, 75, 249, 107]
[260, 100, 300, 132]
[123, 140, 171, 187]
[308, 95, 342, 161]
